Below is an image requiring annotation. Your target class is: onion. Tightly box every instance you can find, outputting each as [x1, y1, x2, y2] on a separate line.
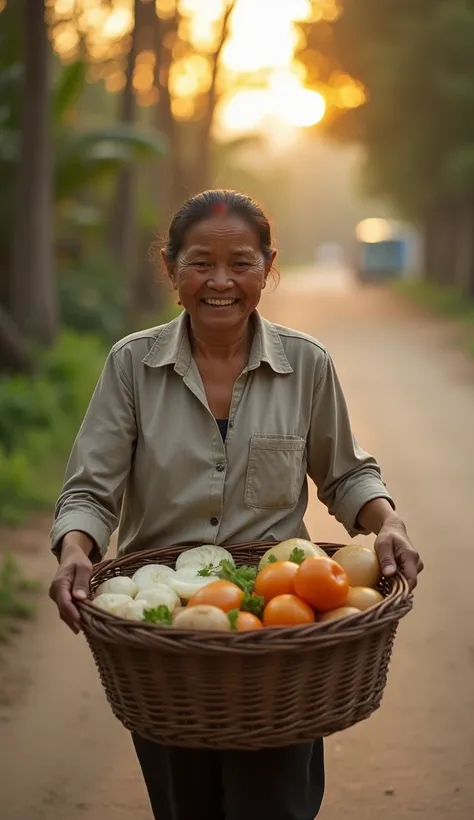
[344, 586, 384, 611]
[258, 538, 326, 570]
[318, 606, 361, 622]
[95, 576, 138, 598]
[332, 546, 381, 588]
[91, 593, 133, 615]
[135, 584, 180, 611]
[175, 545, 234, 573]
[115, 600, 150, 621]
[172, 604, 231, 631]
[167, 567, 218, 601]
[132, 564, 176, 592]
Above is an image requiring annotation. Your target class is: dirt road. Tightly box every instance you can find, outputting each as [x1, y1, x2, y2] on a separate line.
[1, 268, 474, 820]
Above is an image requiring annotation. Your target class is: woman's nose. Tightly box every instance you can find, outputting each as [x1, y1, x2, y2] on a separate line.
[208, 265, 233, 289]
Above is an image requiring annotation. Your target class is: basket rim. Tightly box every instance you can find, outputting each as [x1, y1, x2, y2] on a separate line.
[78, 540, 413, 645]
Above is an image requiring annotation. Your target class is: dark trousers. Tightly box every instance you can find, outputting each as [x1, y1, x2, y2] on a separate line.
[132, 734, 325, 820]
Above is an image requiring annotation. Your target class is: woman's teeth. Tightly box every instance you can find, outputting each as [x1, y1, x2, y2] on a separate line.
[203, 298, 237, 306]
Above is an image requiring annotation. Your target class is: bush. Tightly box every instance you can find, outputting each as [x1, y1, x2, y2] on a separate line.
[0, 331, 106, 524]
[0, 553, 41, 641]
[58, 253, 127, 344]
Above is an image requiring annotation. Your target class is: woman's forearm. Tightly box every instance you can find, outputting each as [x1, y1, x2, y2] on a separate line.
[61, 531, 95, 559]
[356, 497, 403, 535]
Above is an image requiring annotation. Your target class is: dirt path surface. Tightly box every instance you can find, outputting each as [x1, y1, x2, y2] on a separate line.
[1, 267, 474, 820]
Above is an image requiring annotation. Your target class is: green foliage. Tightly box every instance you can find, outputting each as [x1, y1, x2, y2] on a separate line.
[0, 331, 106, 524]
[0, 553, 41, 641]
[300, 0, 474, 219]
[59, 253, 127, 344]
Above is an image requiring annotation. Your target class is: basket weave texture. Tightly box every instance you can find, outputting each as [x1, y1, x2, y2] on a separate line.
[78, 541, 413, 750]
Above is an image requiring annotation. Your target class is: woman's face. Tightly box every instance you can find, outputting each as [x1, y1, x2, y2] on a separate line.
[163, 215, 276, 334]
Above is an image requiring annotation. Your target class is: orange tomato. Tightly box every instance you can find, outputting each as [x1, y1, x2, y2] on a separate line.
[263, 594, 315, 627]
[254, 560, 299, 602]
[188, 580, 243, 613]
[293, 556, 349, 612]
[234, 611, 264, 631]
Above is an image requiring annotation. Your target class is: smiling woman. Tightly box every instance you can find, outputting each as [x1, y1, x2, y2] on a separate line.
[49, 188, 422, 820]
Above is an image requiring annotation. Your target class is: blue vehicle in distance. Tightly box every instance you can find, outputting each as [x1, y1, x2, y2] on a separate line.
[353, 219, 409, 283]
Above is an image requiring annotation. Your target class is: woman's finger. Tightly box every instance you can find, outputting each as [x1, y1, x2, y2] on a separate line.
[49, 575, 81, 633]
[399, 550, 419, 591]
[374, 536, 397, 576]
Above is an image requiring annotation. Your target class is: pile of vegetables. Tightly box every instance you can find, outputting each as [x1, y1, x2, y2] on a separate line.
[90, 538, 385, 632]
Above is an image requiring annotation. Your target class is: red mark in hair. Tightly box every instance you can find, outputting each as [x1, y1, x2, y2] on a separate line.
[213, 202, 227, 216]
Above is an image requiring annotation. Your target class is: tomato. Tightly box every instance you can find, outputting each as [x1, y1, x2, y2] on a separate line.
[318, 606, 361, 622]
[254, 560, 299, 602]
[234, 611, 264, 631]
[345, 586, 384, 611]
[332, 546, 381, 588]
[263, 594, 315, 627]
[188, 580, 243, 613]
[293, 556, 349, 612]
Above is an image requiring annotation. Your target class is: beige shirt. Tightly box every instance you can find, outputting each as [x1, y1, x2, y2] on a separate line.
[51, 311, 393, 562]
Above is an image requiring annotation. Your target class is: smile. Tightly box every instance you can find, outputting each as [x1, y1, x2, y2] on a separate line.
[202, 298, 239, 307]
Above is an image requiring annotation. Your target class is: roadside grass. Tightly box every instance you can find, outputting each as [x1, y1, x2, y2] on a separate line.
[393, 279, 474, 357]
[0, 553, 41, 642]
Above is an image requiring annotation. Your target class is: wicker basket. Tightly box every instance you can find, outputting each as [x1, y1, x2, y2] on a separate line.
[78, 541, 413, 750]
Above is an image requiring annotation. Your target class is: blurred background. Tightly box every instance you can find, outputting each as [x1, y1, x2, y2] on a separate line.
[1, 3, 474, 819]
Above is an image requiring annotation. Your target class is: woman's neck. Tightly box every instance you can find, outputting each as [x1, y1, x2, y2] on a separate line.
[189, 318, 254, 363]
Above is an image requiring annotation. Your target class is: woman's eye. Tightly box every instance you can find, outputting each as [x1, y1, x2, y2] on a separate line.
[193, 261, 211, 268]
[233, 261, 251, 269]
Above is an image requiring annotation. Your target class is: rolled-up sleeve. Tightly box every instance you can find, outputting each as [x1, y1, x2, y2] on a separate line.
[50, 348, 137, 561]
[307, 351, 394, 536]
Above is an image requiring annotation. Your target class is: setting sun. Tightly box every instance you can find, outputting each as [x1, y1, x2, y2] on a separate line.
[51, 0, 331, 136]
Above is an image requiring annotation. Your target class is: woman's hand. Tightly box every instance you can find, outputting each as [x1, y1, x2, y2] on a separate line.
[374, 517, 424, 591]
[49, 541, 93, 633]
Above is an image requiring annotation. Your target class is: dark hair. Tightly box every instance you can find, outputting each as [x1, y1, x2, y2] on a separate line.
[163, 189, 274, 263]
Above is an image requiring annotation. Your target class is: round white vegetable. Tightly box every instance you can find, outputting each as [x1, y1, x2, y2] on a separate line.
[167, 568, 218, 602]
[258, 538, 327, 570]
[132, 564, 176, 592]
[91, 593, 133, 615]
[115, 599, 150, 621]
[172, 604, 231, 631]
[175, 545, 234, 573]
[96, 576, 138, 598]
[135, 584, 180, 611]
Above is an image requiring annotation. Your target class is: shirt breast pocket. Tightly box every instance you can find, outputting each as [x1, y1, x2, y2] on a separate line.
[244, 434, 306, 510]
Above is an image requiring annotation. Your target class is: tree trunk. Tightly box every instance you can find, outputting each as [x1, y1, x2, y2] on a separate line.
[153, 10, 185, 213]
[192, 0, 236, 194]
[10, 0, 57, 346]
[110, 0, 142, 293]
[0, 301, 34, 373]
[453, 201, 474, 298]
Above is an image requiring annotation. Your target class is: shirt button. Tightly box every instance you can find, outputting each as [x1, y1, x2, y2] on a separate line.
[210, 517, 219, 526]
[229, 420, 234, 428]
[216, 462, 225, 472]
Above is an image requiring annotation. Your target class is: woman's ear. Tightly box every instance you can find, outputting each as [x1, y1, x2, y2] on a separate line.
[264, 249, 277, 283]
[161, 249, 177, 289]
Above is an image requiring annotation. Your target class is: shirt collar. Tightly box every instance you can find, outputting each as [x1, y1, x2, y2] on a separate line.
[141, 310, 293, 376]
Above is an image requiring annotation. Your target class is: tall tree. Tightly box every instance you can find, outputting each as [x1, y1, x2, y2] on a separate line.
[11, 0, 57, 345]
[298, 0, 474, 295]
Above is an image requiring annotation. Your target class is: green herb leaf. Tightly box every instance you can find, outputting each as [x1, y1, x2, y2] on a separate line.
[217, 560, 257, 594]
[241, 592, 265, 619]
[142, 605, 173, 625]
[267, 554, 278, 564]
[289, 547, 306, 565]
[197, 563, 218, 577]
[227, 608, 239, 631]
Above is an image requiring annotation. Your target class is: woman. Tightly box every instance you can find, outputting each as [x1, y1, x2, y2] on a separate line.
[49, 189, 423, 820]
